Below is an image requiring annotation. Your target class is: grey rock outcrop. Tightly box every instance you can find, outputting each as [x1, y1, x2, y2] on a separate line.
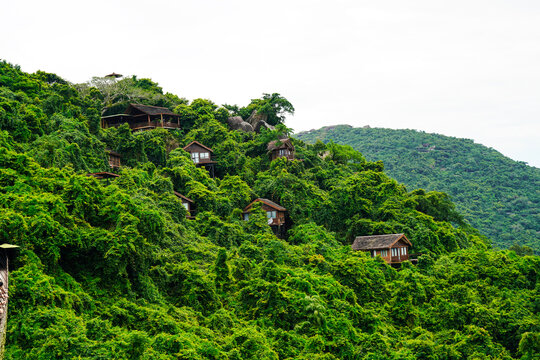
[246, 110, 275, 133]
[254, 120, 275, 133]
[227, 116, 254, 132]
[227, 110, 275, 133]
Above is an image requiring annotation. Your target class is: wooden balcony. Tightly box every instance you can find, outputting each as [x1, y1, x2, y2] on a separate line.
[391, 253, 409, 262]
[102, 113, 180, 131]
[130, 121, 180, 130]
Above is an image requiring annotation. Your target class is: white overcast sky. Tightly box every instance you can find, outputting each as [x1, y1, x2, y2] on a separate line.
[2, 0, 540, 167]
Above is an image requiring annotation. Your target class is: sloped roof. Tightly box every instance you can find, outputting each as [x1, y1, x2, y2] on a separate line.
[174, 191, 194, 203]
[351, 234, 411, 251]
[183, 141, 214, 153]
[267, 138, 294, 151]
[106, 149, 121, 157]
[0, 243, 20, 261]
[127, 103, 176, 116]
[243, 198, 286, 212]
[86, 172, 120, 179]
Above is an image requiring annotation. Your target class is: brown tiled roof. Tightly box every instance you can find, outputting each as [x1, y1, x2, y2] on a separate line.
[86, 172, 120, 179]
[128, 103, 176, 116]
[106, 149, 121, 157]
[267, 138, 294, 151]
[351, 234, 411, 250]
[174, 191, 194, 203]
[243, 198, 286, 212]
[183, 141, 214, 153]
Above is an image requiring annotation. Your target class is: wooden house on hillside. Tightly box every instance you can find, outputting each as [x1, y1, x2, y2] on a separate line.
[352, 233, 413, 265]
[106, 150, 121, 169]
[267, 138, 295, 161]
[243, 198, 288, 237]
[183, 141, 216, 177]
[174, 192, 195, 219]
[101, 103, 181, 131]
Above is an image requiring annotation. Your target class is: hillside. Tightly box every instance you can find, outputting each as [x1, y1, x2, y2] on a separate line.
[296, 125, 540, 253]
[0, 61, 538, 359]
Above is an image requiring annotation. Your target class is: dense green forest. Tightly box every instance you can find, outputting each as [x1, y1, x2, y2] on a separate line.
[296, 125, 540, 253]
[0, 61, 538, 359]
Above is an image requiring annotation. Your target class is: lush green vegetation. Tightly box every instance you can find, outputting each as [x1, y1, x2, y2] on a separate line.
[0, 61, 538, 359]
[296, 125, 540, 253]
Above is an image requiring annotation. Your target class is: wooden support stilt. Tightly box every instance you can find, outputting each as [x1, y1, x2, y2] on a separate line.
[0, 244, 19, 360]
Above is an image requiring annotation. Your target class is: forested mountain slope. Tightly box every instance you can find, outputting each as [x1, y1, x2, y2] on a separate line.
[0, 61, 538, 359]
[296, 125, 540, 253]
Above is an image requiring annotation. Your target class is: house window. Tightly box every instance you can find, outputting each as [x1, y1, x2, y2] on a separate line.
[381, 250, 388, 257]
[182, 202, 189, 211]
[391, 248, 396, 256]
[191, 153, 200, 163]
[109, 156, 120, 167]
[401, 247, 407, 255]
[266, 211, 277, 219]
[200, 152, 209, 160]
[243, 213, 249, 221]
[278, 149, 289, 156]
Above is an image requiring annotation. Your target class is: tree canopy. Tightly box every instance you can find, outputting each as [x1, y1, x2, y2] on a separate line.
[297, 125, 540, 253]
[0, 61, 537, 359]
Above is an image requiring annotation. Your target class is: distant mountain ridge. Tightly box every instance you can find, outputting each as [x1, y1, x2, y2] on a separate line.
[296, 124, 540, 252]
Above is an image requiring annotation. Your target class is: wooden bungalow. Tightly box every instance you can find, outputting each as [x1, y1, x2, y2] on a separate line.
[243, 198, 287, 237]
[174, 192, 195, 219]
[183, 141, 216, 177]
[106, 150, 121, 169]
[101, 103, 181, 131]
[352, 233, 413, 265]
[267, 138, 295, 161]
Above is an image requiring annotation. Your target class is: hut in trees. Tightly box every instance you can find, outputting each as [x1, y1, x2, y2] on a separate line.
[243, 198, 287, 237]
[352, 234, 413, 265]
[0, 244, 19, 357]
[183, 141, 216, 178]
[174, 192, 195, 219]
[267, 138, 295, 161]
[101, 103, 181, 131]
[106, 150, 121, 169]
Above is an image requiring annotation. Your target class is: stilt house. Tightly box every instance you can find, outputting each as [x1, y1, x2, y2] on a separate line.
[101, 104, 181, 131]
[174, 192, 195, 219]
[267, 138, 295, 161]
[352, 234, 412, 265]
[183, 141, 216, 177]
[243, 198, 287, 237]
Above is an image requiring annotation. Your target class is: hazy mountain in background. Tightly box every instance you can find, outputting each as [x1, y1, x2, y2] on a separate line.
[296, 125, 540, 252]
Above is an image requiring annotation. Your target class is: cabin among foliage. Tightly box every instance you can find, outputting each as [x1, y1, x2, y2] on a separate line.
[174, 192, 195, 219]
[352, 233, 413, 265]
[106, 150, 121, 169]
[268, 138, 295, 161]
[243, 198, 287, 237]
[101, 103, 181, 131]
[183, 141, 216, 177]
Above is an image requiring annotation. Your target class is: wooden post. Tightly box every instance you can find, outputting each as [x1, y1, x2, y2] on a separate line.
[0, 244, 19, 360]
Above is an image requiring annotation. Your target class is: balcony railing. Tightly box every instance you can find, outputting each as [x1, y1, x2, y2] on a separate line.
[130, 121, 180, 130]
